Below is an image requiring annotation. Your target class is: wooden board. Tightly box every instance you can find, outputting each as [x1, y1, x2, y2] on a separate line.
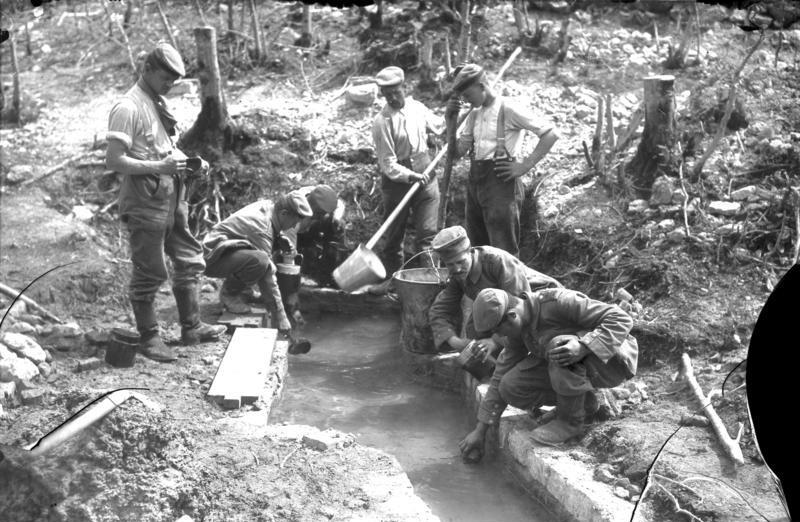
[207, 327, 278, 409]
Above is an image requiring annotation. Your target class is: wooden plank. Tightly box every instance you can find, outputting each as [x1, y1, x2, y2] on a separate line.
[207, 327, 277, 407]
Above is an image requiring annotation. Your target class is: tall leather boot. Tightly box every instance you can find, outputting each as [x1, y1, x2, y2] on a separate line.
[130, 299, 176, 362]
[530, 392, 586, 446]
[173, 284, 227, 346]
[219, 277, 251, 314]
[536, 389, 599, 424]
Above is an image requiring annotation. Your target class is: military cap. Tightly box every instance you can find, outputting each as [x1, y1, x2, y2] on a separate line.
[431, 226, 471, 262]
[149, 42, 186, 77]
[283, 190, 313, 218]
[375, 66, 405, 87]
[472, 288, 510, 333]
[451, 63, 485, 92]
[307, 185, 338, 214]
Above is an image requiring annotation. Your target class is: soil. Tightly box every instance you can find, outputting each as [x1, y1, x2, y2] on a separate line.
[1, 1, 798, 521]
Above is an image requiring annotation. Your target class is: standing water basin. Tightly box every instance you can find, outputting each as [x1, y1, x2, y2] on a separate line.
[271, 313, 552, 522]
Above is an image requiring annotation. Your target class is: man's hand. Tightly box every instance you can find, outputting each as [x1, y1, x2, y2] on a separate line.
[408, 173, 430, 185]
[474, 337, 500, 362]
[546, 335, 589, 367]
[157, 156, 186, 176]
[494, 160, 528, 182]
[445, 97, 462, 118]
[458, 423, 488, 463]
[447, 336, 471, 352]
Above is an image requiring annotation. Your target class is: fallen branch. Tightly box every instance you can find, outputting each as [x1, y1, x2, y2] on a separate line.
[21, 151, 95, 186]
[677, 145, 691, 238]
[681, 353, 745, 465]
[692, 31, 764, 179]
[0, 282, 64, 324]
[655, 482, 705, 522]
[280, 446, 300, 469]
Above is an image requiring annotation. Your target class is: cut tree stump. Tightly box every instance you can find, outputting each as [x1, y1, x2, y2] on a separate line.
[625, 75, 676, 197]
[207, 327, 277, 409]
[217, 306, 267, 332]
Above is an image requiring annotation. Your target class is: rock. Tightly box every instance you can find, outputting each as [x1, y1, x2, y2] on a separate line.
[708, 201, 741, 216]
[615, 288, 634, 302]
[174, 515, 195, 522]
[649, 176, 674, 206]
[594, 464, 616, 484]
[302, 432, 337, 451]
[37, 362, 52, 378]
[51, 322, 83, 338]
[0, 381, 17, 403]
[656, 219, 675, 230]
[44, 335, 84, 352]
[627, 199, 649, 213]
[38, 324, 54, 337]
[201, 283, 216, 294]
[70, 205, 96, 222]
[667, 228, 686, 242]
[613, 486, 630, 500]
[201, 356, 216, 366]
[557, 184, 571, 195]
[21, 388, 46, 406]
[4, 300, 27, 317]
[0, 357, 40, 384]
[75, 357, 104, 373]
[0, 343, 15, 360]
[611, 387, 631, 400]
[44, 349, 53, 363]
[731, 185, 757, 201]
[5, 323, 35, 337]
[6, 165, 34, 185]
[16, 313, 43, 325]
[1, 333, 48, 364]
[345, 83, 377, 106]
[628, 484, 642, 496]
[718, 223, 743, 234]
[85, 330, 112, 345]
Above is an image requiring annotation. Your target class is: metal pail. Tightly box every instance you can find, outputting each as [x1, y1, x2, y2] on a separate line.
[333, 244, 387, 292]
[392, 267, 448, 354]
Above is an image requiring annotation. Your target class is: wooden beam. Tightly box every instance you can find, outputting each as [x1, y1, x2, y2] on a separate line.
[207, 327, 278, 409]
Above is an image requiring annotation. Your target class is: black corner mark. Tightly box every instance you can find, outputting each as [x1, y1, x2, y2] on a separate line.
[0, 29, 8, 44]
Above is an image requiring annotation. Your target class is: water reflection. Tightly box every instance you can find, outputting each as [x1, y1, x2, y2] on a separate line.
[272, 314, 549, 522]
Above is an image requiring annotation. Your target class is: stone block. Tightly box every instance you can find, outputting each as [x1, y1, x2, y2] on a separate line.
[6, 321, 37, 335]
[51, 322, 83, 338]
[708, 201, 742, 216]
[302, 433, 336, 451]
[21, 388, 46, 406]
[37, 362, 52, 378]
[0, 357, 40, 384]
[1, 332, 47, 364]
[593, 464, 616, 484]
[75, 357, 104, 373]
[0, 381, 17, 403]
[627, 199, 649, 213]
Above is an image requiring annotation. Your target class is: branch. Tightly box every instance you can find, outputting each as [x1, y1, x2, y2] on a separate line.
[681, 353, 745, 465]
[655, 483, 706, 522]
[0, 282, 65, 324]
[692, 31, 764, 178]
[21, 151, 96, 186]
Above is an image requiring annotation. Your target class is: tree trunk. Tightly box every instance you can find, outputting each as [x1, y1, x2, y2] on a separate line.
[193, 0, 208, 26]
[155, 0, 179, 50]
[418, 32, 436, 90]
[227, 0, 235, 32]
[24, 19, 33, 56]
[458, 0, 472, 62]
[239, 0, 247, 32]
[179, 26, 230, 158]
[248, 0, 264, 59]
[625, 75, 676, 196]
[9, 33, 21, 125]
[123, 0, 134, 30]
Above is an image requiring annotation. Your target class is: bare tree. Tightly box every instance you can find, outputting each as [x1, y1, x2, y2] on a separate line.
[248, 0, 264, 59]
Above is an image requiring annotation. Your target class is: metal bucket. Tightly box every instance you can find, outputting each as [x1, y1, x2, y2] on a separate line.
[105, 328, 139, 368]
[392, 268, 448, 354]
[276, 259, 302, 303]
[333, 243, 387, 292]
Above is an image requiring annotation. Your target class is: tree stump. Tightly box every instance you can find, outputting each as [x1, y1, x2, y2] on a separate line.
[179, 26, 231, 159]
[625, 75, 676, 197]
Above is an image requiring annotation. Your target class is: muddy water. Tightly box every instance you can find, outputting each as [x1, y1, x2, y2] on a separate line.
[272, 314, 551, 522]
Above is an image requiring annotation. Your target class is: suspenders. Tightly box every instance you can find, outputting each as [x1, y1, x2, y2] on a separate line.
[468, 99, 513, 162]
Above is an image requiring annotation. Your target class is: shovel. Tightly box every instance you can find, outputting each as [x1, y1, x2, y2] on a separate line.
[333, 47, 524, 293]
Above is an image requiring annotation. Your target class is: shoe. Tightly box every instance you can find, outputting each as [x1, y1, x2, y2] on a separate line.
[219, 280, 252, 314]
[130, 300, 177, 363]
[530, 419, 585, 446]
[534, 390, 600, 425]
[174, 284, 227, 345]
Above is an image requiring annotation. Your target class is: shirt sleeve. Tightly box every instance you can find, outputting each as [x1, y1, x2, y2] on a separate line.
[428, 280, 465, 350]
[506, 101, 554, 138]
[372, 114, 418, 183]
[107, 99, 139, 149]
[425, 105, 446, 136]
[552, 290, 634, 363]
[477, 343, 528, 425]
[484, 252, 531, 296]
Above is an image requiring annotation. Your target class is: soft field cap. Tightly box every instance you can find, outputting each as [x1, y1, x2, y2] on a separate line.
[285, 191, 313, 218]
[432, 226, 471, 262]
[451, 63, 485, 92]
[149, 42, 185, 76]
[375, 66, 405, 87]
[308, 185, 338, 214]
[472, 288, 510, 332]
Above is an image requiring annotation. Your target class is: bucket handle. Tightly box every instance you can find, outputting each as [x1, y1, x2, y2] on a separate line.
[397, 249, 448, 286]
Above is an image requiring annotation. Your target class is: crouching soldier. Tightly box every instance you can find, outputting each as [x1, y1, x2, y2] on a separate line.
[459, 287, 638, 460]
[202, 191, 313, 334]
[428, 225, 561, 355]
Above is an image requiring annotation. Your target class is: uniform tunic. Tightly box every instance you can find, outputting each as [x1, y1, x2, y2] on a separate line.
[428, 246, 562, 350]
[477, 289, 639, 426]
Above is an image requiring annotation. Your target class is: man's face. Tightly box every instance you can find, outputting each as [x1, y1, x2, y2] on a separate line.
[278, 210, 302, 231]
[381, 85, 405, 110]
[493, 308, 523, 339]
[443, 250, 472, 283]
[144, 63, 180, 96]
[460, 83, 485, 108]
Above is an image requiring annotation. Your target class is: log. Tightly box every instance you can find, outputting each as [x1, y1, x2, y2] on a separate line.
[0, 282, 64, 324]
[248, 0, 264, 59]
[9, 31, 21, 125]
[179, 26, 230, 155]
[625, 75, 676, 197]
[681, 353, 745, 465]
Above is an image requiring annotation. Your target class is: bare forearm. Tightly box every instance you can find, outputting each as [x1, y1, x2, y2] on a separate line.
[106, 154, 166, 176]
[520, 129, 558, 172]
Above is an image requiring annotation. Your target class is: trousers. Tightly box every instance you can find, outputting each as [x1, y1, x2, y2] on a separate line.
[380, 176, 439, 275]
[466, 159, 524, 258]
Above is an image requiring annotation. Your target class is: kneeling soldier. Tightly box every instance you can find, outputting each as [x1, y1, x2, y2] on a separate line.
[202, 191, 313, 334]
[459, 287, 638, 460]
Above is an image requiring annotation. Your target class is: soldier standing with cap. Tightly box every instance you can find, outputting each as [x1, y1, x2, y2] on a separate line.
[105, 42, 226, 363]
[202, 190, 314, 333]
[445, 64, 559, 258]
[372, 66, 444, 285]
[428, 225, 561, 354]
[459, 287, 638, 460]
